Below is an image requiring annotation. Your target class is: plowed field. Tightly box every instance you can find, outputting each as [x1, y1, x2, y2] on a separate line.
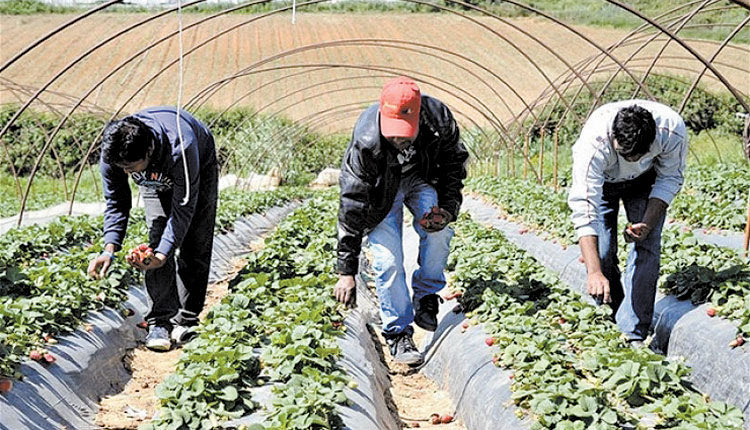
[1, 12, 747, 132]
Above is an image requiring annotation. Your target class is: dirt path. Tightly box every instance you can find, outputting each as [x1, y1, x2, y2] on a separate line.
[360, 216, 467, 429]
[376, 327, 466, 429]
[94, 255, 250, 428]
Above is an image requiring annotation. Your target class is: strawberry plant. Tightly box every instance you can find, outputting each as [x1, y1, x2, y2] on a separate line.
[448, 215, 744, 429]
[0, 189, 304, 381]
[669, 163, 749, 231]
[468, 176, 750, 337]
[147, 190, 350, 430]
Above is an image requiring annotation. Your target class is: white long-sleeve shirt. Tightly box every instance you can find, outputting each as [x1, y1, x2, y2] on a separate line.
[568, 100, 688, 239]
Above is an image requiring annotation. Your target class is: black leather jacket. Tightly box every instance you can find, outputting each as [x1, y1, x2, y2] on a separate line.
[336, 95, 469, 275]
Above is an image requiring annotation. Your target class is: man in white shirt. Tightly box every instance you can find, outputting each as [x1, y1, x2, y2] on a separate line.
[568, 100, 688, 345]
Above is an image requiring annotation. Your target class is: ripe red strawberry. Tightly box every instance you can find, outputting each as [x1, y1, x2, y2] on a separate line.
[137, 321, 148, 329]
[138, 244, 149, 252]
[509, 373, 515, 379]
[29, 350, 43, 361]
[730, 337, 745, 348]
[430, 414, 441, 425]
[558, 318, 567, 325]
[706, 308, 716, 317]
[461, 321, 469, 329]
[441, 414, 453, 424]
[332, 321, 342, 329]
[485, 337, 495, 347]
[0, 378, 12, 394]
[44, 353, 56, 364]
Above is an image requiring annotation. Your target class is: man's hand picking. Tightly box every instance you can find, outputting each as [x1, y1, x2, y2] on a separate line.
[419, 206, 452, 233]
[334, 275, 357, 308]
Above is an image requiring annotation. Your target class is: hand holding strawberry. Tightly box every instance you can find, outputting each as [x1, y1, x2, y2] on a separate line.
[419, 206, 452, 233]
[126, 244, 166, 271]
[623, 222, 651, 243]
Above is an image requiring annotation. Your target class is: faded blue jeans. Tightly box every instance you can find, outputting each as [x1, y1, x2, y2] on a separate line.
[598, 169, 665, 341]
[366, 173, 454, 336]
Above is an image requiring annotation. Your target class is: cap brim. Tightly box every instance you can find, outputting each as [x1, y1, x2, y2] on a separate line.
[380, 114, 418, 138]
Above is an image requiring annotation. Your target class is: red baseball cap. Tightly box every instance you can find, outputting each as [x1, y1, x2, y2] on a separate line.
[379, 76, 421, 138]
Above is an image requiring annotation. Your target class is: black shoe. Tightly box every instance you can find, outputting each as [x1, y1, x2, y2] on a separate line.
[414, 294, 443, 332]
[385, 330, 423, 365]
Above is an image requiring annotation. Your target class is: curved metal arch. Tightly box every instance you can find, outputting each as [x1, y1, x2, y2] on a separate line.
[605, 0, 748, 111]
[238, 98, 495, 175]
[189, 37, 535, 127]
[515, 0, 747, 134]
[0, 0, 124, 73]
[183, 62, 512, 143]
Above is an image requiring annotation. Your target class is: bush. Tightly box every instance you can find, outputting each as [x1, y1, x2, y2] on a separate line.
[0, 105, 105, 177]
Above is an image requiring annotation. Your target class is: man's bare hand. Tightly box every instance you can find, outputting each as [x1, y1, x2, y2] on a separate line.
[334, 275, 357, 307]
[587, 272, 611, 304]
[624, 222, 651, 243]
[87, 255, 112, 279]
[127, 252, 167, 271]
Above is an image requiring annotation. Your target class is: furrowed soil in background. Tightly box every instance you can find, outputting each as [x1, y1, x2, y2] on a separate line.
[2, 13, 747, 133]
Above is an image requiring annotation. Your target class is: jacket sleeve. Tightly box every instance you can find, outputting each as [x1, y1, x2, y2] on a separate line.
[434, 107, 468, 220]
[568, 135, 609, 240]
[337, 140, 376, 275]
[650, 123, 688, 205]
[154, 134, 201, 257]
[101, 159, 131, 250]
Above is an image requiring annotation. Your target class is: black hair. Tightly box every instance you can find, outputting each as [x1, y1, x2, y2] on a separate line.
[612, 105, 656, 158]
[100, 116, 152, 166]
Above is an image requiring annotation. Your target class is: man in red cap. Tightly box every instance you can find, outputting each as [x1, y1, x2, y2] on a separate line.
[334, 76, 468, 364]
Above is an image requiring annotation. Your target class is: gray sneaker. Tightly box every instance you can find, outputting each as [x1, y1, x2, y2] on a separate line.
[386, 330, 423, 365]
[628, 339, 645, 349]
[145, 326, 172, 351]
[171, 325, 197, 345]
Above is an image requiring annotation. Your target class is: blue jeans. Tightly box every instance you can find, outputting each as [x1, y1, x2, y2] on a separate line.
[366, 173, 454, 336]
[598, 169, 665, 341]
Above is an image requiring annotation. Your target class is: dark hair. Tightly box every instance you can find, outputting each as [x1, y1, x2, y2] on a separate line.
[100, 117, 152, 166]
[612, 105, 656, 158]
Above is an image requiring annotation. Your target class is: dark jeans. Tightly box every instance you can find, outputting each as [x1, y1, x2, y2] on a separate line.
[142, 162, 218, 329]
[598, 168, 665, 341]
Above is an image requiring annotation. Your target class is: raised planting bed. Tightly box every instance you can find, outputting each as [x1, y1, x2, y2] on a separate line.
[461, 187, 750, 425]
[145, 191, 400, 430]
[420, 213, 744, 429]
[0, 189, 306, 428]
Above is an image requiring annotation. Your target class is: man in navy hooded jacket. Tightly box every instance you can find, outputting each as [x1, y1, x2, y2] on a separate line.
[87, 106, 218, 351]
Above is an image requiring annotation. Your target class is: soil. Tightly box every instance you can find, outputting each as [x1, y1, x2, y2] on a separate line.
[374, 326, 465, 430]
[94, 254, 252, 429]
[3, 13, 746, 133]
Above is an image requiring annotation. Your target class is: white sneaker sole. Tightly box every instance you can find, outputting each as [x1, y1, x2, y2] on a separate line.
[145, 340, 172, 351]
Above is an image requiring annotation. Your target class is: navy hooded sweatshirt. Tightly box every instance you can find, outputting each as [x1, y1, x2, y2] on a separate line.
[100, 107, 216, 256]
